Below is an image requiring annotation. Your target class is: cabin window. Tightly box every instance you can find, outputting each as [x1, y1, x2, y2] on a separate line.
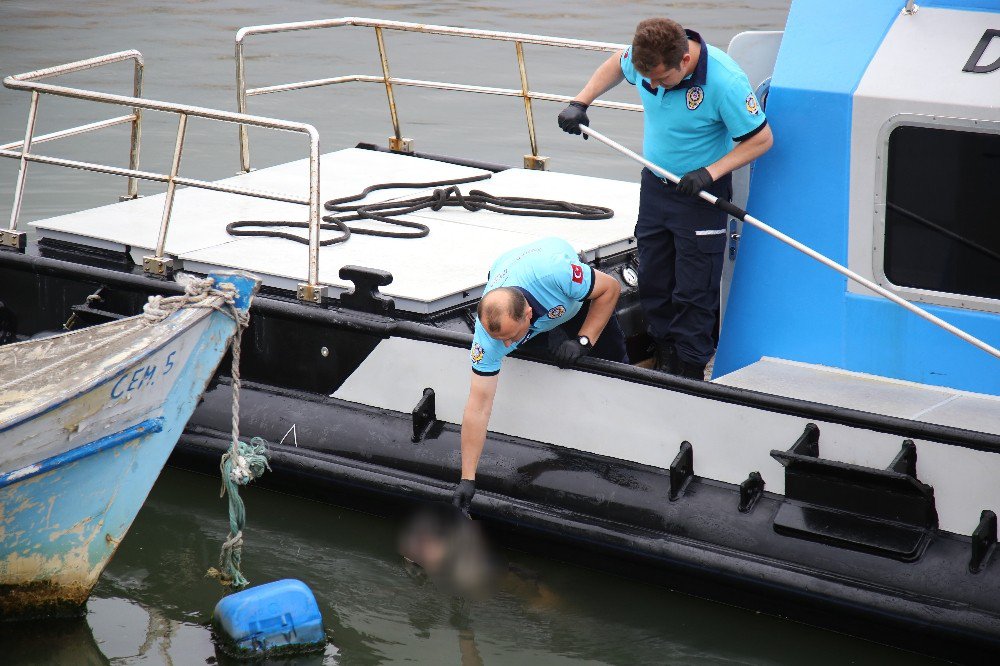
[884, 125, 1000, 300]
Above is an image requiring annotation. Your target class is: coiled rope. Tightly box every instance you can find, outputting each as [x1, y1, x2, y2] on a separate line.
[225, 174, 615, 246]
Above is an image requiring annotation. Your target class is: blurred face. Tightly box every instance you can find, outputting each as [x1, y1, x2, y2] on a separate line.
[491, 309, 532, 348]
[642, 56, 690, 90]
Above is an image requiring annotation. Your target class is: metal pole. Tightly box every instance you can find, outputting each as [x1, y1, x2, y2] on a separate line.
[579, 124, 1000, 362]
[236, 39, 251, 172]
[515, 41, 547, 171]
[125, 58, 144, 199]
[8, 91, 40, 233]
[307, 132, 320, 287]
[296, 127, 326, 304]
[374, 27, 410, 152]
[154, 113, 188, 258]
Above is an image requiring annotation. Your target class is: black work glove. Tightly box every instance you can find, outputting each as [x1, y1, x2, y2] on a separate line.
[676, 167, 714, 197]
[545, 325, 569, 354]
[553, 336, 592, 368]
[453, 479, 476, 517]
[557, 101, 590, 139]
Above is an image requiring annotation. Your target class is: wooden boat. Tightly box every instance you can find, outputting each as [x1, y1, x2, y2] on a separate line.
[0, 271, 258, 619]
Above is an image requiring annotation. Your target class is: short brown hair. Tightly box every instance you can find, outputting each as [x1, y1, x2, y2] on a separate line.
[477, 287, 528, 334]
[631, 18, 689, 74]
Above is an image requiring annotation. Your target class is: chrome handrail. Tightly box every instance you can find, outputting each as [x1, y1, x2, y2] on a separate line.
[1, 52, 326, 302]
[2, 51, 144, 248]
[235, 17, 641, 172]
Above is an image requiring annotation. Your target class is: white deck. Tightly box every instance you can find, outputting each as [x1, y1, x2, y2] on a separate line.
[714, 357, 1000, 437]
[32, 148, 639, 313]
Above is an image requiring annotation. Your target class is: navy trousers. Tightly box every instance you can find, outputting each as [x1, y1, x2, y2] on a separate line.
[635, 167, 731, 366]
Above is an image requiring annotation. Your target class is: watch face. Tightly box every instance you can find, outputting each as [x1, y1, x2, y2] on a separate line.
[579, 336, 591, 347]
[621, 266, 639, 287]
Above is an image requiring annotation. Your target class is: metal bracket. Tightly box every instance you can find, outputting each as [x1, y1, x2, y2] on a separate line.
[970, 510, 997, 574]
[411, 388, 437, 442]
[888, 439, 917, 478]
[338, 265, 395, 314]
[523, 155, 549, 171]
[770, 425, 938, 561]
[738, 471, 765, 513]
[0, 230, 27, 252]
[389, 136, 414, 153]
[297, 283, 328, 305]
[142, 255, 174, 278]
[668, 441, 694, 501]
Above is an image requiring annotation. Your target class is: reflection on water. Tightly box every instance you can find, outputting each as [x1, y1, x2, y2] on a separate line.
[1, 468, 943, 665]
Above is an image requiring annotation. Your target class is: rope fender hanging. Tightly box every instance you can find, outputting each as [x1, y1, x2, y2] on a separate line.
[226, 174, 615, 246]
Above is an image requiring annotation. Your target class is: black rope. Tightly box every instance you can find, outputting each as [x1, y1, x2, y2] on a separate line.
[225, 174, 615, 247]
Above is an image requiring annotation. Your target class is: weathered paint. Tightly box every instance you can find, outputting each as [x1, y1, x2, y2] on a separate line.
[0, 271, 258, 619]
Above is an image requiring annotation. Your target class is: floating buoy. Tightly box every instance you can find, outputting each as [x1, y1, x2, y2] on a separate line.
[212, 579, 325, 658]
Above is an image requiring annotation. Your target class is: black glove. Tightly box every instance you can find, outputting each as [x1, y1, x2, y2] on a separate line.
[453, 479, 476, 516]
[557, 101, 590, 139]
[676, 167, 714, 197]
[553, 336, 592, 368]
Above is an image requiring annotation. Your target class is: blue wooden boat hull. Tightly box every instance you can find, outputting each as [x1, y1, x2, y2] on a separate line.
[0, 272, 257, 619]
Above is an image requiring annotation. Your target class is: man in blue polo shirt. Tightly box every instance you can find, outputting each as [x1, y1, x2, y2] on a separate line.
[452, 236, 626, 514]
[558, 18, 773, 379]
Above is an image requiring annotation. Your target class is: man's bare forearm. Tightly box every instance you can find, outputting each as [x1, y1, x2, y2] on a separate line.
[578, 271, 621, 343]
[460, 406, 489, 480]
[706, 124, 774, 180]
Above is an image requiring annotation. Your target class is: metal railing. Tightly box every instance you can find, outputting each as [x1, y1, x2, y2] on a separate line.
[235, 17, 641, 172]
[1, 51, 326, 302]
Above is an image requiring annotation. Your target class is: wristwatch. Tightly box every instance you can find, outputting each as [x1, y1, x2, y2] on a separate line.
[578, 335, 591, 347]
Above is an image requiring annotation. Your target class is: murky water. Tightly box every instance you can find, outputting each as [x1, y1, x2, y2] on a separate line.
[0, 1, 948, 663]
[0, 468, 943, 665]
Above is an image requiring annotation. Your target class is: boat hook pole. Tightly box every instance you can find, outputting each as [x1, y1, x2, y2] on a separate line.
[579, 124, 1000, 362]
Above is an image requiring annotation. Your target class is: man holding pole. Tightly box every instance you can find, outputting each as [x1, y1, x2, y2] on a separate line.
[558, 18, 773, 379]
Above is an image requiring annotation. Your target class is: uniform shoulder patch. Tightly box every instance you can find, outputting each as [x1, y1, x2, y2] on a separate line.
[571, 264, 584, 284]
[686, 86, 704, 110]
[471, 342, 484, 364]
[745, 92, 760, 115]
[547, 305, 566, 319]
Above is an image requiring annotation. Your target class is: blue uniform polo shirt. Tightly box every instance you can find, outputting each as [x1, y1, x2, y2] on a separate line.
[471, 237, 594, 375]
[620, 29, 767, 177]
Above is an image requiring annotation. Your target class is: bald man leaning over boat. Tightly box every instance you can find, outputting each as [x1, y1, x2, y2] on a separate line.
[453, 236, 627, 515]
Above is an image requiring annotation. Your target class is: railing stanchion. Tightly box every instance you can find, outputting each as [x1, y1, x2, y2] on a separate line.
[297, 129, 326, 305]
[375, 26, 412, 153]
[236, 39, 251, 172]
[3, 90, 40, 251]
[515, 41, 547, 171]
[124, 58, 144, 200]
[145, 113, 188, 277]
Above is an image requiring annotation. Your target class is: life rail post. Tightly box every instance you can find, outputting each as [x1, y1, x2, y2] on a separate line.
[234, 17, 641, 173]
[1, 51, 145, 251]
[2, 53, 326, 303]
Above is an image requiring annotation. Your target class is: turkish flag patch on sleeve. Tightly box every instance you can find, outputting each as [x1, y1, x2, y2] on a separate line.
[571, 264, 584, 284]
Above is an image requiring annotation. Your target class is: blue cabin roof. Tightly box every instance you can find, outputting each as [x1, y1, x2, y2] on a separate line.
[716, 0, 1000, 395]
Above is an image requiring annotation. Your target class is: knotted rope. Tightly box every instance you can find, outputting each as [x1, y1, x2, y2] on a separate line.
[198, 277, 268, 589]
[225, 175, 615, 246]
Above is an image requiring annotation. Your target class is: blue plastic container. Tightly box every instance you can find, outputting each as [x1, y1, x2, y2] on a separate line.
[213, 579, 325, 656]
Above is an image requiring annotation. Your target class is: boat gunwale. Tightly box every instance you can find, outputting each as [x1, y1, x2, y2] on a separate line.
[3, 248, 1000, 455]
